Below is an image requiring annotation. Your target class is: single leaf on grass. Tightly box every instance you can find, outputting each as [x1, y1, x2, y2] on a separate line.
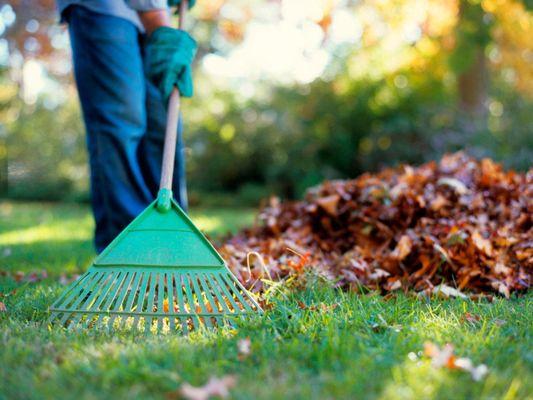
[432, 284, 467, 299]
[14, 271, 25, 282]
[454, 358, 489, 382]
[59, 273, 80, 285]
[424, 342, 456, 368]
[298, 302, 339, 312]
[179, 376, 237, 400]
[0, 301, 6, 312]
[461, 312, 481, 324]
[237, 338, 251, 360]
[26, 271, 48, 283]
[423, 342, 489, 381]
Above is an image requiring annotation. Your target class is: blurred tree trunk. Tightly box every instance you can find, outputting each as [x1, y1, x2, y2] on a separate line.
[458, 49, 488, 115]
[0, 145, 6, 197]
[454, 0, 491, 117]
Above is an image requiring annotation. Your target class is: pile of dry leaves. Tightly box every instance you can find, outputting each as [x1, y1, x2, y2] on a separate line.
[220, 152, 531, 297]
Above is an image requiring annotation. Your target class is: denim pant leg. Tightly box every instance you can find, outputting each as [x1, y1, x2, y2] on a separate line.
[68, 6, 153, 252]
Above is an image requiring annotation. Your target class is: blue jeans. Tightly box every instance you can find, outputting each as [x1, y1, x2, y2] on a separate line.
[66, 6, 187, 253]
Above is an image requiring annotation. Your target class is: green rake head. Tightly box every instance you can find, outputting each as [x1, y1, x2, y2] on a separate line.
[49, 196, 262, 333]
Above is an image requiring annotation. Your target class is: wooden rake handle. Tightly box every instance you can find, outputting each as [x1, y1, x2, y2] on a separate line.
[159, 0, 189, 192]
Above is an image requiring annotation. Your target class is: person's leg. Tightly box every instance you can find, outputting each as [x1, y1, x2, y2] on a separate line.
[66, 6, 152, 252]
[139, 49, 188, 211]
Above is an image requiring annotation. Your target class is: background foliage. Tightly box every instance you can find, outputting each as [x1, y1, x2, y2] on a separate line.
[0, 0, 531, 204]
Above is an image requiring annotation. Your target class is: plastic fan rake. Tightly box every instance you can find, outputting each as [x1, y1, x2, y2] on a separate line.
[49, 1, 262, 333]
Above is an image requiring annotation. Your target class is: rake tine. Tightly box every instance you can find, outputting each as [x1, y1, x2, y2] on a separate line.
[80, 272, 119, 329]
[175, 273, 188, 333]
[59, 272, 103, 326]
[123, 272, 142, 330]
[108, 272, 135, 328]
[198, 273, 222, 327]
[157, 273, 165, 333]
[68, 273, 112, 328]
[145, 273, 157, 334]
[86, 272, 117, 312]
[206, 274, 231, 313]
[182, 273, 200, 330]
[220, 272, 254, 312]
[166, 272, 176, 332]
[53, 271, 94, 319]
[50, 272, 90, 312]
[133, 272, 150, 331]
[95, 272, 127, 329]
[225, 269, 262, 311]
[212, 273, 241, 313]
[190, 272, 212, 328]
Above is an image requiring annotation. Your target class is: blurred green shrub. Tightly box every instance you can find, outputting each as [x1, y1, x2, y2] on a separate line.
[3, 70, 531, 203]
[185, 71, 531, 201]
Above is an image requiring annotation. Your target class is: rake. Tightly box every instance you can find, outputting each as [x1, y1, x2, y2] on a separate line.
[49, 1, 262, 333]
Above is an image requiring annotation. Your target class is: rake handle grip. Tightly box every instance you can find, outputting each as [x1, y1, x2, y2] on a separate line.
[159, 0, 188, 193]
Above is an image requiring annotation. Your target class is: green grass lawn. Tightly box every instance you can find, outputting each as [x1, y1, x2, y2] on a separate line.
[0, 201, 531, 400]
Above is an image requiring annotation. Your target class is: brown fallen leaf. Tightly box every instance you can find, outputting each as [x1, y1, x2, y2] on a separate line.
[430, 194, 448, 211]
[316, 194, 340, 216]
[26, 271, 48, 283]
[14, 271, 25, 282]
[298, 302, 339, 312]
[0, 301, 6, 312]
[471, 230, 493, 257]
[493, 281, 510, 298]
[437, 177, 470, 195]
[59, 273, 80, 285]
[461, 312, 481, 324]
[392, 235, 413, 261]
[180, 375, 237, 400]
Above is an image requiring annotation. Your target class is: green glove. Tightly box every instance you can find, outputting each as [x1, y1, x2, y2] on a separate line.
[167, 0, 196, 9]
[145, 26, 197, 101]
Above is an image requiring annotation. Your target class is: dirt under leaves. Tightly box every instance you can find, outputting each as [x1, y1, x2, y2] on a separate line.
[220, 153, 531, 297]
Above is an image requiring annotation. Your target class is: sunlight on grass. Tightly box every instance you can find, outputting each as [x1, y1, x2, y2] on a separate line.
[0, 217, 93, 246]
[189, 215, 223, 233]
[0, 202, 255, 275]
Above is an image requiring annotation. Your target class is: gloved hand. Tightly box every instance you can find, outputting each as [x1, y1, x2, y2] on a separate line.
[168, 0, 196, 9]
[145, 26, 197, 101]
